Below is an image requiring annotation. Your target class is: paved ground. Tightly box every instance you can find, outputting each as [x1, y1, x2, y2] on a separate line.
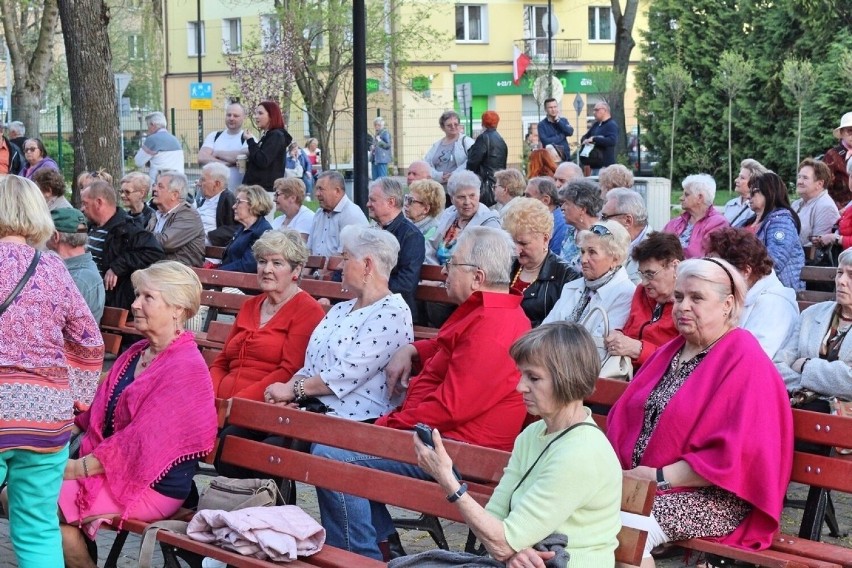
[0, 480, 849, 567]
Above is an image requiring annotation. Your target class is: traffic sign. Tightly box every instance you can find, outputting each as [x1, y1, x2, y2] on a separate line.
[190, 82, 213, 99]
[190, 99, 214, 110]
[573, 94, 584, 116]
[456, 82, 472, 111]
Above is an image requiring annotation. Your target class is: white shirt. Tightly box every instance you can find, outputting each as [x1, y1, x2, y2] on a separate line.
[271, 205, 315, 236]
[197, 192, 221, 245]
[295, 294, 414, 421]
[201, 129, 248, 191]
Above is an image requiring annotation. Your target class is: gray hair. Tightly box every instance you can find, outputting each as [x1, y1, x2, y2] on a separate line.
[340, 225, 400, 281]
[438, 110, 461, 129]
[839, 248, 852, 267]
[740, 158, 769, 179]
[8, 121, 24, 136]
[554, 161, 584, 183]
[57, 231, 89, 248]
[370, 177, 404, 209]
[374, 116, 385, 128]
[576, 219, 631, 266]
[559, 179, 604, 217]
[131, 261, 202, 322]
[606, 188, 648, 225]
[121, 171, 151, 194]
[677, 257, 746, 326]
[447, 169, 481, 197]
[202, 162, 230, 185]
[454, 226, 514, 286]
[528, 177, 560, 206]
[682, 173, 716, 204]
[317, 170, 345, 192]
[145, 111, 167, 129]
[157, 170, 189, 200]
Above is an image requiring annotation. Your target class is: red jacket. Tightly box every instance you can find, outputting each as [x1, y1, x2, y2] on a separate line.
[377, 291, 530, 451]
[619, 285, 678, 370]
[210, 291, 325, 400]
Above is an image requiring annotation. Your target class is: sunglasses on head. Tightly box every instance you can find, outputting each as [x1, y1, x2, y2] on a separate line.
[590, 224, 612, 237]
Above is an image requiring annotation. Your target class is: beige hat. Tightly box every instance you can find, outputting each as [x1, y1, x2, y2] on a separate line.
[833, 112, 852, 138]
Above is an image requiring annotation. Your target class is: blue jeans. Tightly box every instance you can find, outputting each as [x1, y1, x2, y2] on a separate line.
[372, 163, 388, 180]
[312, 443, 431, 560]
[1, 445, 69, 567]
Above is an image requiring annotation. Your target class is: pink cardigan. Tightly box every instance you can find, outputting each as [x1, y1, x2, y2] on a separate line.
[606, 329, 793, 550]
[662, 207, 729, 259]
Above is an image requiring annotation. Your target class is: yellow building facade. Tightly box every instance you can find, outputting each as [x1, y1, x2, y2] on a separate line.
[162, 0, 649, 168]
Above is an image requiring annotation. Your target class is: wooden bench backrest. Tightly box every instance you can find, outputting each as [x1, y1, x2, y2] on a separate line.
[205, 246, 226, 260]
[790, 409, 852, 494]
[206, 320, 233, 344]
[305, 255, 327, 271]
[200, 290, 252, 312]
[222, 399, 653, 566]
[300, 279, 357, 302]
[100, 306, 129, 329]
[193, 267, 263, 292]
[799, 266, 836, 284]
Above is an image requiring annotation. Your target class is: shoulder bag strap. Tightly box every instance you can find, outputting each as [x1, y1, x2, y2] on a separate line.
[510, 421, 601, 496]
[0, 249, 40, 318]
[139, 520, 189, 568]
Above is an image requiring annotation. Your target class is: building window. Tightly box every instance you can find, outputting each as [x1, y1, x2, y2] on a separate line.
[187, 21, 205, 57]
[128, 34, 144, 60]
[222, 18, 242, 53]
[588, 7, 614, 42]
[524, 5, 552, 58]
[456, 5, 486, 42]
[260, 14, 281, 50]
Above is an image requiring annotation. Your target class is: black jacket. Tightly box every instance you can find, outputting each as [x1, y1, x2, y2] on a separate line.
[128, 204, 156, 229]
[466, 128, 508, 185]
[513, 252, 580, 327]
[1, 136, 24, 175]
[580, 118, 618, 168]
[206, 189, 240, 246]
[93, 208, 165, 311]
[384, 212, 426, 319]
[243, 128, 292, 192]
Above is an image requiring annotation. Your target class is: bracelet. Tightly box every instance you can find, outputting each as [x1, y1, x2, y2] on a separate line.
[292, 380, 300, 401]
[294, 378, 307, 401]
[82, 456, 90, 478]
[446, 482, 468, 503]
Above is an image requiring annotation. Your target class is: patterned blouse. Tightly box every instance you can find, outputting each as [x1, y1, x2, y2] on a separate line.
[0, 243, 104, 452]
[295, 293, 413, 421]
[633, 347, 752, 541]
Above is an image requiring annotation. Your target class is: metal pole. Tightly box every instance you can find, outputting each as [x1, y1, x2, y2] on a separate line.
[56, 106, 62, 173]
[353, 0, 368, 207]
[546, 0, 553, 99]
[196, 0, 204, 150]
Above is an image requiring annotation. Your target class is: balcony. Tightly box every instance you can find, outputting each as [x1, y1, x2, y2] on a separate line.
[514, 38, 581, 65]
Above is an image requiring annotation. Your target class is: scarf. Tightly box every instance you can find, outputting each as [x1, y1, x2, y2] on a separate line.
[75, 332, 218, 525]
[569, 268, 619, 322]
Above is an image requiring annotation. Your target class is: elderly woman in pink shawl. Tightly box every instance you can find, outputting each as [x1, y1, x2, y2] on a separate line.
[606, 258, 793, 568]
[57, 262, 218, 568]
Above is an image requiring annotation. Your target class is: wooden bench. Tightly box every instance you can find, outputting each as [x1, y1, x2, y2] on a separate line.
[151, 399, 654, 567]
[798, 266, 836, 310]
[587, 378, 852, 568]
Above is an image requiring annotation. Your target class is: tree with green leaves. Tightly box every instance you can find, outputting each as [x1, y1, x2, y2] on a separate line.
[781, 58, 816, 170]
[0, 0, 60, 137]
[712, 51, 754, 193]
[656, 63, 690, 183]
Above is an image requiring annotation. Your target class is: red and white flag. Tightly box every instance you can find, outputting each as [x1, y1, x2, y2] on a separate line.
[513, 46, 532, 86]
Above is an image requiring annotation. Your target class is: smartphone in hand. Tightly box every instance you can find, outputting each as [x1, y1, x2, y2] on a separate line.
[415, 423, 461, 480]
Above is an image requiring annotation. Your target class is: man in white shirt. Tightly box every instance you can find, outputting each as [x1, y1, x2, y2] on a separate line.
[196, 162, 239, 246]
[197, 103, 249, 191]
[792, 158, 840, 247]
[307, 171, 368, 257]
[134, 112, 185, 184]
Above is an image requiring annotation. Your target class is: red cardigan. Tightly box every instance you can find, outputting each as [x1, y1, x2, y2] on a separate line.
[376, 291, 530, 451]
[210, 291, 325, 400]
[619, 285, 678, 370]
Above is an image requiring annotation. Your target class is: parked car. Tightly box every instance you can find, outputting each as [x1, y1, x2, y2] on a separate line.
[627, 130, 660, 177]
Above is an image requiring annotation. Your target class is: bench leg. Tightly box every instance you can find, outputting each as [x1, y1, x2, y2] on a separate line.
[161, 541, 204, 568]
[799, 486, 830, 540]
[464, 529, 486, 556]
[102, 530, 128, 568]
[392, 514, 448, 550]
[824, 492, 846, 538]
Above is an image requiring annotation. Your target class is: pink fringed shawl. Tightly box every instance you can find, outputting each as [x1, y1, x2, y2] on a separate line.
[606, 328, 793, 550]
[74, 332, 218, 525]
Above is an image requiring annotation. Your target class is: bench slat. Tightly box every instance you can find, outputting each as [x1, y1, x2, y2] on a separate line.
[772, 534, 852, 568]
[616, 526, 648, 568]
[200, 290, 251, 311]
[193, 267, 262, 292]
[299, 280, 357, 302]
[791, 451, 852, 493]
[157, 530, 325, 568]
[677, 538, 833, 567]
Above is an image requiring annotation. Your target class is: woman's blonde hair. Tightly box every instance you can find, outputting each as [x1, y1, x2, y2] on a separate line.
[576, 219, 631, 266]
[236, 184, 274, 217]
[494, 169, 526, 198]
[408, 179, 445, 218]
[252, 229, 310, 269]
[0, 175, 55, 246]
[502, 197, 554, 239]
[273, 177, 307, 206]
[131, 261, 202, 322]
[510, 322, 600, 404]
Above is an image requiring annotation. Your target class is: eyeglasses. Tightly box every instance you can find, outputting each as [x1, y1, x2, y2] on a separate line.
[749, 188, 761, 197]
[23, 147, 38, 152]
[441, 260, 478, 273]
[600, 212, 627, 222]
[639, 268, 664, 282]
[235, 199, 250, 205]
[274, 191, 288, 198]
[404, 195, 425, 206]
[590, 224, 612, 237]
[442, 122, 460, 129]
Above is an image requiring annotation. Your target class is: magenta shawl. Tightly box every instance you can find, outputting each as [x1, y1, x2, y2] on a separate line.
[74, 332, 217, 524]
[606, 328, 793, 550]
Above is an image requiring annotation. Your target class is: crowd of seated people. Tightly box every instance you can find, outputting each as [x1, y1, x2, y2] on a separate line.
[12, 110, 852, 566]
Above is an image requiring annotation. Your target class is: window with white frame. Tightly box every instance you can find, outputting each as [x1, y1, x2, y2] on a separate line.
[588, 6, 614, 42]
[524, 5, 552, 57]
[128, 34, 144, 60]
[222, 18, 242, 53]
[456, 5, 487, 42]
[260, 14, 281, 50]
[187, 21, 205, 56]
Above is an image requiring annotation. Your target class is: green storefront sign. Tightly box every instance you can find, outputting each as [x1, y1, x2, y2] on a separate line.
[453, 71, 604, 97]
[366, 78, 381, 94]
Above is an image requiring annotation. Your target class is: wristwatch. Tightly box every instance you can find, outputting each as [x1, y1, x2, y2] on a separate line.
[656, 467, 672, 491]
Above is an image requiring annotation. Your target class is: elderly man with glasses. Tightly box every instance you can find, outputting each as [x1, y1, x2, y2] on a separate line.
[600, 188, 652, 283]
[580, 102, 618, 174]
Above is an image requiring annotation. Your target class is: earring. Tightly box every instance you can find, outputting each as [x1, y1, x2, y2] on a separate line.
[173, 314, 180, 335]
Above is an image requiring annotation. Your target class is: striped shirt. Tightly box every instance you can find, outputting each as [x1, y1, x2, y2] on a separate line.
[87, 226, 110, 274]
